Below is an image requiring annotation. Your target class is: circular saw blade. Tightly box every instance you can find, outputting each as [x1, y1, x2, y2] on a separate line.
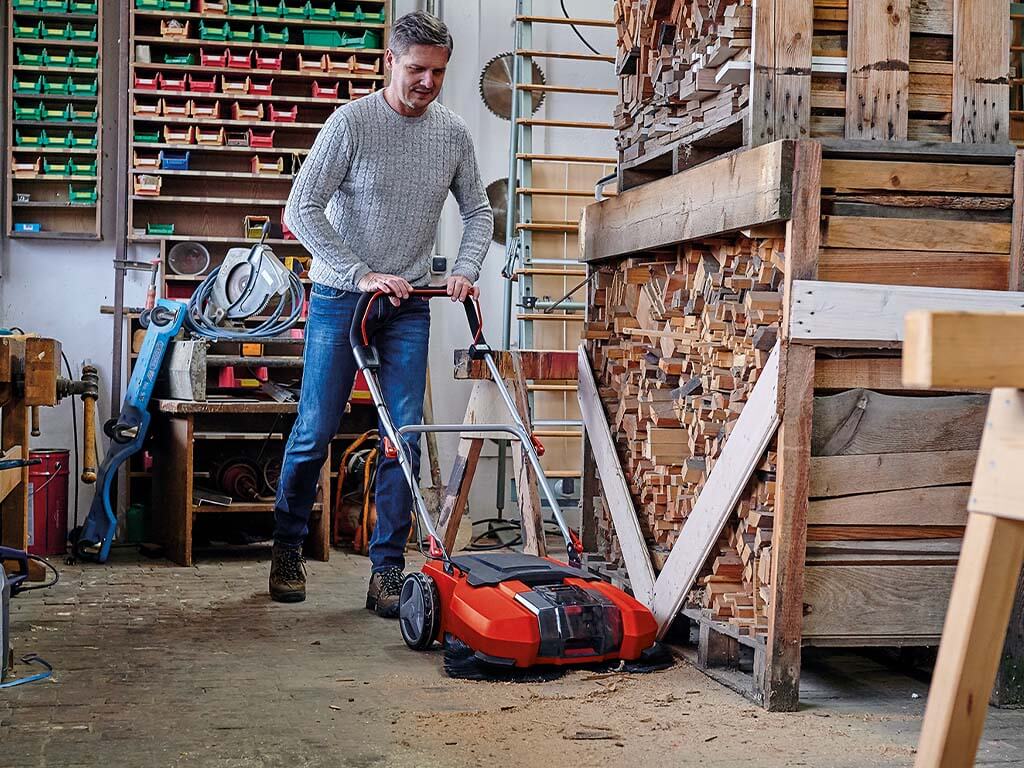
[479, 52, 546, 120]
[486, 178, 509, 245]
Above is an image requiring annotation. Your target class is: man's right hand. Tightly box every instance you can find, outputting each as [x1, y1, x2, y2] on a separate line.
[357, 272, 413, 306]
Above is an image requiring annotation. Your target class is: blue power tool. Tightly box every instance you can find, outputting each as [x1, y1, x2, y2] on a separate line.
[71, 300, 186, 563]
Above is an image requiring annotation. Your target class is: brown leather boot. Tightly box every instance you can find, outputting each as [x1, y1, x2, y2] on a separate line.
[365, 566, 404, 618]
[269, 544, 306, 603]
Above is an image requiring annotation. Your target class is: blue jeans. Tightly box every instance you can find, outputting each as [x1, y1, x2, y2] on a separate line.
[273, 284, 430, 572]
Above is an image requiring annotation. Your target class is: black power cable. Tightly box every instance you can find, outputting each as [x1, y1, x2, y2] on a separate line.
[560, 0, 603, 56]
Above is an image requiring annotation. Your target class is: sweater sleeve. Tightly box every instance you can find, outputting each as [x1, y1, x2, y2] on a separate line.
[284, 111, 372, 291]
[448, 127, 493, 284]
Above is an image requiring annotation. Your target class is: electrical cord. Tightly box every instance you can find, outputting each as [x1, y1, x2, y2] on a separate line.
[60, 351, 81, 536]
[16, 554, 60, 592]
[560, 0, 603, 56]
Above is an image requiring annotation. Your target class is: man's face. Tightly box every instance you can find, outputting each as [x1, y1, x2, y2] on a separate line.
[385, 44, 450, 113]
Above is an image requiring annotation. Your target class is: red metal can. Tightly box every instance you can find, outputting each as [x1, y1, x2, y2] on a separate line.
[28, 449, 69, 557]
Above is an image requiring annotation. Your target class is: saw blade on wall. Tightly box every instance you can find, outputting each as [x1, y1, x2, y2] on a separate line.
[479, 52, 546, 120]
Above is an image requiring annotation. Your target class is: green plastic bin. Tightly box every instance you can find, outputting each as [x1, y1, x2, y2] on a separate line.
[13, 76, 44, 94]
[164, 0, 191, 9]
[280, 0, 305, 17]
[340, 29, 380, 49]
[13, 0, 41, 10]
[14, 101, 44, 121]
[17, 48, 46, 66]
[69, 0, 99, 12]
[42, 76, 71, 95]
[305, 1, 334, 20]
[69, 131, 97, 148]
[68, 184, 97, 204]
[164, 53, 195, 65]
[68, 77, 97, 96]
[258, 24, 288, 43]
[72, 51, 99, 68]
[134, 0, 164, 8]
[199, 20, 230, 40]
[69, 159, 97, 176]
[147, 223, 175, 235]
[227, 24, 255, 41]
[227, 0, 254, 14]
[302, 29, 341, 47]
[39, 0, 68, 11]
[134, 130, 161, 143]
[44, 158, 70, 175]
[43, 49, 72, 66]
[71, 106, 98, 123]
[41, 21, 70, 39]
[255, 0, 282, 16]
[13, 21, 42, 39]
[68, 23, 98, 41]
[16, 130, 45, 146]
[42, 104, 72, 122]
[41, 131, 71, 147]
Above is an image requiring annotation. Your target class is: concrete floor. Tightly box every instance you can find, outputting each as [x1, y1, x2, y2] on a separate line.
[3, 550, 1024, 768]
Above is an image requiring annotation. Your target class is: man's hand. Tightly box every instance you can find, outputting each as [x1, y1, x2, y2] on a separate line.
[446, 275, 478, 302]
[357, 272, 413, 306]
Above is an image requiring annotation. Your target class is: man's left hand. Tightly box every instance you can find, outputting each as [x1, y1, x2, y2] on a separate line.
[446, 275, 478, 302]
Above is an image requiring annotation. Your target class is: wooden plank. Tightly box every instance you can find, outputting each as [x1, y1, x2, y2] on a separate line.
[821, 159, 1013, 194]
[453, 349, 577, 381]
[904, 311, 1024, 389]
[952, 0, 1010, 144]
[22, 338, 60, 407]
[812, 389, 987, 455]
[437, 437, 483, 554]
[845, 0, 910, 140]
[510, 353, 546, 558]
[802, 564, 956, 638]
[808, 525, 966, 540]
[819, 137, 1016, 164]
[910, 0, 952, 35]
[651, 343, 782, 638]
[788, 280, 1024, 346]
[814, 356, 906, 391]
[1011, 151, 1024, 290]
[0, 446, 24, 506]
[764, 342, 815, 711]
[782, 140, 823, 339]
[0, 394, 29, 552]
[969, 388, 1024, 523]
[580, 141, 795, 263]
[818, 249, 1010, 290]
[914, 514, 1024, 767]
[808, 485, 970, 525]
[810, 450, 978, 497]
[577, 345, 657, 605]
[152, 414, 193, 567]
[751, 0, 813, 144]
[821, 217, 1011, 253]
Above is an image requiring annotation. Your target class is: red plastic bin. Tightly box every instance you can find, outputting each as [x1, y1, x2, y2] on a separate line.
[255, 52, 282, 71]
[311, 81, 338, 99]
[248, 78, 273, 96]
[200, 48, 229, 67]
[190, 75, 217, 93]
[28, 449, 69, 557]
[134, 72, 160, 90]
[227, 50, 253, 69]
[162, 73, 188, 92]
[247, 128, 274, 148]
[269, 104, 297, 122]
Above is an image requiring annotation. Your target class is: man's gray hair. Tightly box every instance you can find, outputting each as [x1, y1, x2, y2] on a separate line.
[389, 11, 453, 59]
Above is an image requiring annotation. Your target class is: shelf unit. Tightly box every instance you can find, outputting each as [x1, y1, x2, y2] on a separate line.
[123, 0, 388, 563]
[127, 0, 387, 242]
[6, 0, 103, 239]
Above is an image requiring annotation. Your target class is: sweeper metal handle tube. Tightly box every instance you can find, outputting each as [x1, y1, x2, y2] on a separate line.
[349, 288, 583, 567]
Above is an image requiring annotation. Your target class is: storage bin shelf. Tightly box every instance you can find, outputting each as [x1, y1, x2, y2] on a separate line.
[131, 7, 384, 31]
[131, 195, 289, 205]
[133, 34, 382, 55]
[132, 61, 384, 80]
[128, 87, 345, 105]
[13, 64, 97, 74]
[129, 142, 308, 154]
[12, 200, 97, 207]
[131, 168, 294, 180]
[8, 174, 97, 181]
[131, 115, 320, 130]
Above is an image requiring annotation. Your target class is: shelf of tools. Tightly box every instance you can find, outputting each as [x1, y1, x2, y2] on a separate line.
[122, 0, 388, 564]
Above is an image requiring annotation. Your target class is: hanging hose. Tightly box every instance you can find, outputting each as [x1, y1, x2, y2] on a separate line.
[560, 0, 603, 56]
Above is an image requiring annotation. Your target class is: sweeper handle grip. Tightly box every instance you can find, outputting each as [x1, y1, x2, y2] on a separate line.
[350, 287, 486, 351]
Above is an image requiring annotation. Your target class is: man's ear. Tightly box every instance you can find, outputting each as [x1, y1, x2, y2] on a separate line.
[384, 48, 395, 72]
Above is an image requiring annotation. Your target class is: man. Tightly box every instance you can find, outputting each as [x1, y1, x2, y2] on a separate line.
[269, 11, 492, 615]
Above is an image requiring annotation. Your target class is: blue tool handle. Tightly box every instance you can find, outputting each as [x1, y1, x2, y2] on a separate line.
[0, 546, 29, 594]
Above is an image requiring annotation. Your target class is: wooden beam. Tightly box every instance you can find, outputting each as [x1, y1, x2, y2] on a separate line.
[509, 353, 546, 557]
[454, 349, 578, 381]
[808, 485, 970, 525]
[904, 310, 1024, 389]
[750, 0, 813, 144]
[845, 0, 910, 140]
[782, 140, 823, 339]
[0, 446, 24, 506]
[967, 389, 1024, 524]
[914, 514, 1024, 767]
[436, 437, 483, 554]
[810, 450, 978, 497]
[952, 0, 1010, 144]
[820, 158, 1014, 194]
[789, 280, 1024, 346]
[814, 356, 906, 391]
[577, 344, 657, 606]
[821, 216, 1011, 254]
[1011, 151, 1024, 290]
[23, 338, 61, 407]
[580, 141, 796, 263]
[818, 249, 1010, 290]
[650, 343, 782, 637]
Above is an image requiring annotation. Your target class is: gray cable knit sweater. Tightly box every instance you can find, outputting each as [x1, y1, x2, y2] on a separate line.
[283, 90, 493, 292]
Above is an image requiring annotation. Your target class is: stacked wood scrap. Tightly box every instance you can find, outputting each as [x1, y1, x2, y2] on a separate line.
[810, 0, 955, 141]
[586, 235, 783, 626]
[613, 0, 752, 164]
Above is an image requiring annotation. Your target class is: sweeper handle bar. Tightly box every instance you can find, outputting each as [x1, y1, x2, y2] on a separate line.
[349, 287, 583, 567]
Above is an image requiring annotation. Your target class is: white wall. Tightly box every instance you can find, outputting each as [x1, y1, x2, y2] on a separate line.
[0, 0, 617, 536]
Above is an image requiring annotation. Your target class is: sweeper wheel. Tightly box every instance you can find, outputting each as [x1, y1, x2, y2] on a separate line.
[399, 572, 440, 651]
